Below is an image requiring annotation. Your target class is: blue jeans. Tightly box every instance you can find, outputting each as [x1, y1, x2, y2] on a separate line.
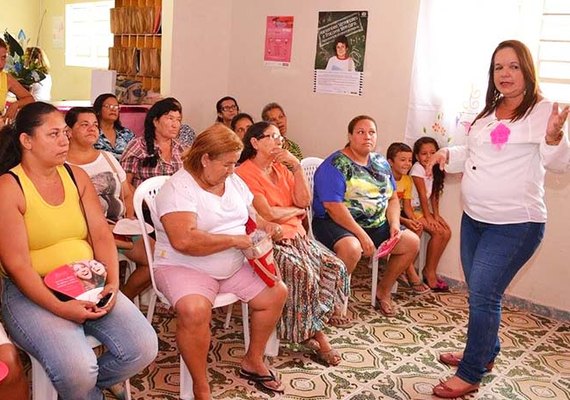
[457, 213, 544, 384]
[1, 279, 158, 400]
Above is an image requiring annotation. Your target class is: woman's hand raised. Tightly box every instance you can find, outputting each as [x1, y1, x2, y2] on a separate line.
[425, 149, 448, 178]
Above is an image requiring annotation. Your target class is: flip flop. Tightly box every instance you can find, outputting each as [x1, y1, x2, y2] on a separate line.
[409, 280, 431, 294]
[239, 368, 285, 393]
[423, 277, 449, 292]
[374, 297, 397, 317]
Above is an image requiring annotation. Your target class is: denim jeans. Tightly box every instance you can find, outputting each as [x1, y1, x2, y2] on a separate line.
[457, 213, 544, 384]
[1, 279, 158, 400]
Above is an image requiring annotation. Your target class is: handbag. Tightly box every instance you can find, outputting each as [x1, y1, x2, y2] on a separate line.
[242, 218, 279, 287]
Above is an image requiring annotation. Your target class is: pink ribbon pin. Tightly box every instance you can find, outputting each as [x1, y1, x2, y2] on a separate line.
[490, 123, 510, 150]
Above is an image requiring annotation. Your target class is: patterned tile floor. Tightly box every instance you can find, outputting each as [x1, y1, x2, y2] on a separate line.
[116, 263, 569, 400]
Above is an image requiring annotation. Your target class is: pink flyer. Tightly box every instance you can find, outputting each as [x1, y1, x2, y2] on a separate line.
[264, 16, 294, 67]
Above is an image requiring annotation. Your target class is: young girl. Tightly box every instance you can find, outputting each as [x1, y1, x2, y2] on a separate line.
[410, 137, 451, 291]
[386, 142, 430, 294]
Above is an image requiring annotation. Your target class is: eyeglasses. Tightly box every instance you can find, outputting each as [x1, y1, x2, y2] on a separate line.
[259, 132, 283, 141]
[221, 105, 238, 112]
[103, 104, 120, 110]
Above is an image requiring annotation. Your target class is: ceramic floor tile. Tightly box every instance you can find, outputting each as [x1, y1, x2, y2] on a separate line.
[91, 263, 570, 399]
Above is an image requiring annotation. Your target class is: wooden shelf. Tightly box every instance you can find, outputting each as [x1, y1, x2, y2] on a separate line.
[109, 0, 162, 92]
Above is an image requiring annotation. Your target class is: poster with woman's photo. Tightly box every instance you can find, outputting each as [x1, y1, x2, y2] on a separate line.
[313, 11, 368, 96]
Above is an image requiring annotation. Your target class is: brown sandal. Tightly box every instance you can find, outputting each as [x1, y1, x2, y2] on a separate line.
[374, 297, 397, 317]
[315, 348, 341, 366]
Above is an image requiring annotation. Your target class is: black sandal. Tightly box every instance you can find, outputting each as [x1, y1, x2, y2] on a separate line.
[239, 368, 285, 393]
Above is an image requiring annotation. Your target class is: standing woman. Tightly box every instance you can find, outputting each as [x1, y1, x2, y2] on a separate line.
[0, 102, 157, 399]
[120, 98, 185, 191]
[0, 38, 34, 127]
[427, 40, 569, 398]
[93, 93, 135, 160]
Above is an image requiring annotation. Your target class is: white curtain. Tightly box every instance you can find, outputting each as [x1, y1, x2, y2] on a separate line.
[404, 0, 543, 148]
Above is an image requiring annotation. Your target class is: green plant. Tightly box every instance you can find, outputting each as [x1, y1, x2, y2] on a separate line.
[3, 29, 47, 88]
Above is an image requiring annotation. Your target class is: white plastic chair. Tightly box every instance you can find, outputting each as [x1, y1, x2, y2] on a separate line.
[300, 157, 398, 309]
[134, 176, 256, 400]
[300, 157, 323, 240]
[28, 335, 132, 400]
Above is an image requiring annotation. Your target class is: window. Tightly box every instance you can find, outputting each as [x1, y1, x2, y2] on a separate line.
[538, 0, 570, 104]
[65, 1, 114, 68]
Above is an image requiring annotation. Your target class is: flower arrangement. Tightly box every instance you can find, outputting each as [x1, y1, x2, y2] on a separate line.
[3, 29, 47, 88]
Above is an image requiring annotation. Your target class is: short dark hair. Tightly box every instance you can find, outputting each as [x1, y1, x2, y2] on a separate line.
[230, 113, 254, 132]
[386, 142, 412, 161]
[65, 107, 96, 128]
[334, 35, 350, 54]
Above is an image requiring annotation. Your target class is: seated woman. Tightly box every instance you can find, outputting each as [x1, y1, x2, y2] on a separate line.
[66, 106, 152, 301]
[237, 121, 349, 365]
[215, 96, 239, 127]
[231, 112, 254, 140]
[0, 102, 157, 399]
[0, 322, 28, 399]
[0, 38, 34, 127]
[93, 93, 135, 160]
[261, 102, 303, 160]
[164, 97, 197, 148]
[153, 123, 287, 399]
[312, 115, 419, 317]
[121, 98, 185, 192]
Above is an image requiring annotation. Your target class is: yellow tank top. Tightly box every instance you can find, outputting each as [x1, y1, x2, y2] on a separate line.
[0, 71, 7, 114]
[12, 164, 93, 276]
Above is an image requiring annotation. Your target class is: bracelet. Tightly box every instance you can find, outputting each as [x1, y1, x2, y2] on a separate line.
[545, 130, 563, 145]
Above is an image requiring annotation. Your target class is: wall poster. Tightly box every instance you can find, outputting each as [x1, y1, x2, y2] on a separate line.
[313, 11, 368, 96]
[264, 16, 294, 67]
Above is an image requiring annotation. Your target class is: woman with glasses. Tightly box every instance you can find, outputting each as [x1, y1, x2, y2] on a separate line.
[215, 96, 239, 127]
[93, 93, 135, 160]
[312, 115, 419, 317]
[237, 121, 349, 366]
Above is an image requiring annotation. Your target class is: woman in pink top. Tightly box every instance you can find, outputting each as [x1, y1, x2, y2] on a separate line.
[237, 121, 349, 367]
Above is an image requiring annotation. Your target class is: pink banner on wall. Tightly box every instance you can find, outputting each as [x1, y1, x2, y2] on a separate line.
[264, 16, 294, 67]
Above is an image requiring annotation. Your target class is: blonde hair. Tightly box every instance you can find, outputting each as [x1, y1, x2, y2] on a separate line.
[183, 123, 243, 174]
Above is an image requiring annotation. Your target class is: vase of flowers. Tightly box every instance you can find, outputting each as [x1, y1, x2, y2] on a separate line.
[3, 30, 47, 89]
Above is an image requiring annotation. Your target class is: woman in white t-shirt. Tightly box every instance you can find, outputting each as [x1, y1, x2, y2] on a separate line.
[153, 124, 287, 398]
[65, 107, 151, 301]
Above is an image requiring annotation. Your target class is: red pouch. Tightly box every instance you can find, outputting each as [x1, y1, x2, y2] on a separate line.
[243, 218, 278, 287]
